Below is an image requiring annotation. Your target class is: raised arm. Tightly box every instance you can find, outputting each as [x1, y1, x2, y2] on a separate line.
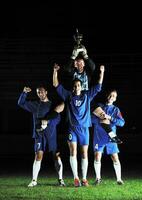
[18, 87, 32, 106]
[98, 65, 105, 84]
[53, 63, 60, 87]
[88, 65, 105, 100]
[18, 87, 36, 112]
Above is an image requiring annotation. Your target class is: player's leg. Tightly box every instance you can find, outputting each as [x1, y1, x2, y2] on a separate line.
[53, 151, 65, 186]
[47, 124, 65, 187]
[37, 102, 65, 131]
[111, 153, 124, 185]
[68, 140, 81, 187]
[28, 150, 43, 187]
[94, 151, 103, 185]
[92, 125, 105, 185]
[80, 145, 89, 186]
[28, 135, 45, 187]
[101, 123, 123, 144]
[68, 127, 81, 187]
[78, 127, 89, 186]
[45, 102, 65, 120]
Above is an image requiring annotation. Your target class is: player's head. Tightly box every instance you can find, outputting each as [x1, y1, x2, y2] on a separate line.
[74, 58, 85, 73]
[36, 85, 48, 101]
[72, 78, 82, 94]
[106, 89, 117, 104]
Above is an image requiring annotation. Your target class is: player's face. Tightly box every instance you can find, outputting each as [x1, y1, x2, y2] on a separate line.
[73, 81, 82, 94]
[75, 59, 85, 73]
[36, 88, 47, 101]
[107, 91, 117, 104]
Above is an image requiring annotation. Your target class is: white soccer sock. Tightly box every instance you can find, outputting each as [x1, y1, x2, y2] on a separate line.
[81, 158, 88, 180]
[55, 158, 63, 180]
[113, 161, 122, 181]
[108, 131, 116, 138]
[94, 160, 101, 180]
[32, 160, 41, 181]
[70, 156, 78, 179]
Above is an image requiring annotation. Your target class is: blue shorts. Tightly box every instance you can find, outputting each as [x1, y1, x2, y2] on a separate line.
[34, 126, 57, 153]
[93, 124, 110, 148]
[68, 126, 89, 145]
[94, 142, 119, 155]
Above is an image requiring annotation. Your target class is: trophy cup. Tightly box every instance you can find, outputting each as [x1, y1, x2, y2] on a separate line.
[73, 28, 83, 49]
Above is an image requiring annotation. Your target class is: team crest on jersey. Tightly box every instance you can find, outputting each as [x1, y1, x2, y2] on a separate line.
[68, 134, 72, 141]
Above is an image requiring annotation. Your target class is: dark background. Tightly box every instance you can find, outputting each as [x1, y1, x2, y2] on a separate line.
[0, 3, 141, 175]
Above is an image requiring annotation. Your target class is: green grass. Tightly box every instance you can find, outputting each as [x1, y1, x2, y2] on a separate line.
[0, 175, 142, 200]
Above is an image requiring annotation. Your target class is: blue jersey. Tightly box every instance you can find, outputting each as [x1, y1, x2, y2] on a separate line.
[18, 92, 60, 138]
[56, 83, 102, 127]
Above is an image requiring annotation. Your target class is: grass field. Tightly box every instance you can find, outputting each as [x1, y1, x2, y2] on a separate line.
[0, 174, 142, 200]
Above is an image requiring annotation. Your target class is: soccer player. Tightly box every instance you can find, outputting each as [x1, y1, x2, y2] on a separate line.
[53, 63, 105, 187]
[18, 86, 65, 187]
[91, 89, 125, 185]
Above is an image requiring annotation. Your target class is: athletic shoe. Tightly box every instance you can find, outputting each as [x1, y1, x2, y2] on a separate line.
[28, 180, 37, 187]
[117, 180, 124, 185]
[81, 179, 89, 186]
[94, 178, 102, 185]
[58, 179, 66, 186]
[74, 178, 81, 187]
[111, 136, 123, 144]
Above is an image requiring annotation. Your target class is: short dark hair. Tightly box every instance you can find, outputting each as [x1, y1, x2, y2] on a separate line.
[72, 78, 82, 87]
[75, 56, 84, 61]
[105, 89, 118, 97]
[36, 84, 48, 91]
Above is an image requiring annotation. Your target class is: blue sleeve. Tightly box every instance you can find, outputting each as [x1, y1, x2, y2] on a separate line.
[49, 113, 61, 126]
[56, 84, 71, 101]
[91, 113, 100, 124]
[88, 83, 102, 101]
[17, 92, 35, 113]
[111, 108, 125, 127]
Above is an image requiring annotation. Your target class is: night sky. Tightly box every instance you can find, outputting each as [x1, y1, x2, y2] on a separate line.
[0, 3, 142, 171]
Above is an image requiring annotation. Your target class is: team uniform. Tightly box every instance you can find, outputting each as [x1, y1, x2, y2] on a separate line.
[56, 83, 102, 144]
[18, 92, 60, 153]
[92, 103, 125, 154]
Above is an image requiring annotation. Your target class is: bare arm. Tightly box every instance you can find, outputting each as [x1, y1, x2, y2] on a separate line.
[98, 65, 105, 84]
[53, 63, 60, 87]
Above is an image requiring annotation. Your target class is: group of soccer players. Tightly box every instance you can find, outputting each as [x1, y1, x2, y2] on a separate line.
[18, 45, 125, 187]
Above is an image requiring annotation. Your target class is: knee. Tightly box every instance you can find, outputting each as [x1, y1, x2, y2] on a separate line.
[94, 153, 101, 162]
[111, 154, 119, 163]
[35, 152, 43, 161]
[81, 152, 88, 159]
